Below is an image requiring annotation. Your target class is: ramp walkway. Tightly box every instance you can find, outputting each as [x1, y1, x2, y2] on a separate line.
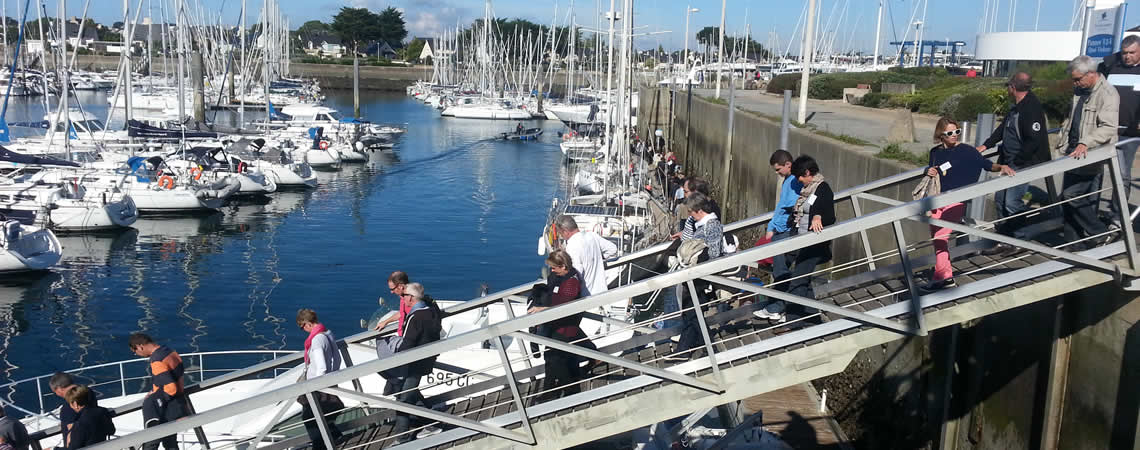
[69, 140, 1140, 450]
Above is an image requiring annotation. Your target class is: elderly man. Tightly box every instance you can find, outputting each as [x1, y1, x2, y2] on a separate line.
[978, 72, 1052, 255]
[556, 215, 618, 297]
[390, 282, 443, 443]
[1099, 35, 1140, 226]
[1058, 55, 1120, 248]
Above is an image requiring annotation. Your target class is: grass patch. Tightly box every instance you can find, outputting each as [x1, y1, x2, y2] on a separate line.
[875, 143, 928, 166]
[814, 129, 870, 146]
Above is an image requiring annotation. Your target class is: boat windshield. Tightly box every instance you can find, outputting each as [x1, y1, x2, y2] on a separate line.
[75, 120, 106, 132]
[326, 110, 342, 120]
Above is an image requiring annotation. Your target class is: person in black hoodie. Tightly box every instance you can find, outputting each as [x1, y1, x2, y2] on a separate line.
[61, 386, 115, 450]
[390, 282, 443, 443]
[785, 156, 835, 313]
[1098, 35, 1140, 227]
[977, 72, 1052, 254]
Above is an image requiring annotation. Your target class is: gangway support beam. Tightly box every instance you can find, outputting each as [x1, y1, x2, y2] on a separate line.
[892, 221, 927, 335]
[325, 387, 536, 445]
[509, 332, 723, 394]
[703, 275, 915, 336]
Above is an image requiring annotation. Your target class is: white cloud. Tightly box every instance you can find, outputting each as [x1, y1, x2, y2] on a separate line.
[343, 0, 474, 38]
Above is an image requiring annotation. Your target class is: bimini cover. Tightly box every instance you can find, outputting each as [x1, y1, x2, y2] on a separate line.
[0, 146, 79, 167]
[268, 102, 292, 121]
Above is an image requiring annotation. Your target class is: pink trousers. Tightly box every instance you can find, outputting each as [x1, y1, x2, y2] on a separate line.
[930, 202, 966, 282]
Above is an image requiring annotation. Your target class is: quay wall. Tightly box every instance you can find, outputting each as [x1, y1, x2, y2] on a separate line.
[639, 86, 1140, 449]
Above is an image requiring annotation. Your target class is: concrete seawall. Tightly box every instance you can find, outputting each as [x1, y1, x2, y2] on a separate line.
[639, 86, 1140, 449]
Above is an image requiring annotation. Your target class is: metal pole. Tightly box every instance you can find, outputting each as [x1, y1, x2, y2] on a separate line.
[353, 56, 360, 118]
[191, 50, 205, 123]
[722, 78, 735, 215]
[1108, 152, 1139, 270]
[494, 336, 537, 443]
[797, 0, 817, 123]
[684, 281, 725, 385]
[872, 0, 882, 68]
[714, 0, 725, 98]
[780, 89, 791, 149]
[303, 392, 336, 450]
[891, 221, 927, 335]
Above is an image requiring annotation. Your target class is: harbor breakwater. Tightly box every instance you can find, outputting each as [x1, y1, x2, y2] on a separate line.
[639, 86, 1140, 449]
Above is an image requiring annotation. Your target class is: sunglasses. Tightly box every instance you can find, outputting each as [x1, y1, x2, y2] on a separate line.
[941, 129, 962, 137]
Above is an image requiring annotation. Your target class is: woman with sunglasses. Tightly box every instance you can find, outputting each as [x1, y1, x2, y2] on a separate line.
[922, 117, 1017, 292]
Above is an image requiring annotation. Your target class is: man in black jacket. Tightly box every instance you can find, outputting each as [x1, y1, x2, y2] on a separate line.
[1098, 35, 1140, 227]
[978, 72, 1051, 254]
[390, 282, 443, 443]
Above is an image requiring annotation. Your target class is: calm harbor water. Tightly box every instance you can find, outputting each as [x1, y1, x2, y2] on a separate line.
[0, 90, 571, 403]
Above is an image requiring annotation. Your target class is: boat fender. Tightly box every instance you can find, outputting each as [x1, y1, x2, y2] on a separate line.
[190, 166, 204, 180]
[593, 223, 603, 234]
[158, 175, 175, 189]
[319, 140, 330, 150]
[237, 162, 246, 173]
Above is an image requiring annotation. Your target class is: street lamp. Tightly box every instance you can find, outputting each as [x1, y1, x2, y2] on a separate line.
[684, 6, 699, 76]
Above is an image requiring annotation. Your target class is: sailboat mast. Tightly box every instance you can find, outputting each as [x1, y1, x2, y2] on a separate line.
[873, 0, 882, 68]
[239, 0, 245, 124]
[60, 0, 68, 160]
[176, 0, 185, 121]
[262, 0, 270, 122]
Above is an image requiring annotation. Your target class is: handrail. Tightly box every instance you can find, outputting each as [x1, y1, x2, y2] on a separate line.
[83, 141, 1129, 450]
[604, 148, 1001, 268]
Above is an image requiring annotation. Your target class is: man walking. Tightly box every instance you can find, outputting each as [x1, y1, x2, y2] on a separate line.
[48, 372, 97, 448]
[977, 72, 1052, 255]
[756, 149, 801, 322]
[128, 333, 188, 450]
[1099, 35, 1140, 226]
[1058, 55, 1120, 248]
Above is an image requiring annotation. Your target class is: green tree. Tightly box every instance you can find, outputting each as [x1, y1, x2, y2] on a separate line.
[330, 7, 380, 54]
[375, 6, 407, 48]
[295, 20, 330, 48]
[405, 38, 426, 61]
[696, 26, 719, 58]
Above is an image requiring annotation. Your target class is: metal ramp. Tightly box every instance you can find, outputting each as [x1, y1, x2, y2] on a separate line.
[78, 141, 1140, 450]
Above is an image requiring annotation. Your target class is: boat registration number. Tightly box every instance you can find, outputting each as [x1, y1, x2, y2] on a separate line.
[425, 371, 470, 387]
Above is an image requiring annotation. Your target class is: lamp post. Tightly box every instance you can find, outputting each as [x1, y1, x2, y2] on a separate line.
[684, 6, 699, 78]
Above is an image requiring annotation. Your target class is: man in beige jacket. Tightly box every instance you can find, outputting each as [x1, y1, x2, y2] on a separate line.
[1057, 55, 1120, 248]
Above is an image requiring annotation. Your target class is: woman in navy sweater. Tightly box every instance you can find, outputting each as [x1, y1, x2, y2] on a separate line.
[923, 117, 1016, 292]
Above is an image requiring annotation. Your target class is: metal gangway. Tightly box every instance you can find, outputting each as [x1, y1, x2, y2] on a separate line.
[70, 139, 1138, 450]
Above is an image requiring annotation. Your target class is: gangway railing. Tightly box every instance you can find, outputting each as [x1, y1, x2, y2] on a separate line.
[77, 139, 1139, 450]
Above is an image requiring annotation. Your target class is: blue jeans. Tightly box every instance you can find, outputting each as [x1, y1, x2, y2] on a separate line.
[1062, 170, 1108, 244]
[770, 230, 794, 288]
[1111, 139, 1139, 222]
[994, 163, 1033, 239]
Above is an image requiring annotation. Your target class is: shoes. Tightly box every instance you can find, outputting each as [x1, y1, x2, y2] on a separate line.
[662, 354, 689, 364]
[982, 243, 1015, 257]
[920, 278, 956, 293]
[416, 426, 443, 439]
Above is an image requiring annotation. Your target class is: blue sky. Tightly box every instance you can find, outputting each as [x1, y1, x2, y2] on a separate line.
[32, 0, 1119, 55]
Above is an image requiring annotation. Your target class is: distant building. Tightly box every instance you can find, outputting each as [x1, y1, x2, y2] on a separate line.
[414, 37, 437, 60]
[361, 41, 398, 60]
[304, 33, 343, 58]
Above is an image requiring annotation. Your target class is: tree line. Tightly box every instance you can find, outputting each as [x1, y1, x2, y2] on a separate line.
[293, 6, 407, 54]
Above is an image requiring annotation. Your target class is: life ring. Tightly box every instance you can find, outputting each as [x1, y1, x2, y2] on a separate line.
[319, 140, 330, 150]
[190, 166, 203, 180]
[158, 175, 175, 189]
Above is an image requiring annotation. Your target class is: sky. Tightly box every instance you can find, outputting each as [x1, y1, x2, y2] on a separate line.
[25, 0, 1124, 56]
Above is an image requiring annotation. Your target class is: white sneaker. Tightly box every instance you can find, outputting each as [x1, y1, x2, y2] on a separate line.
[416, 426, 443, 439]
